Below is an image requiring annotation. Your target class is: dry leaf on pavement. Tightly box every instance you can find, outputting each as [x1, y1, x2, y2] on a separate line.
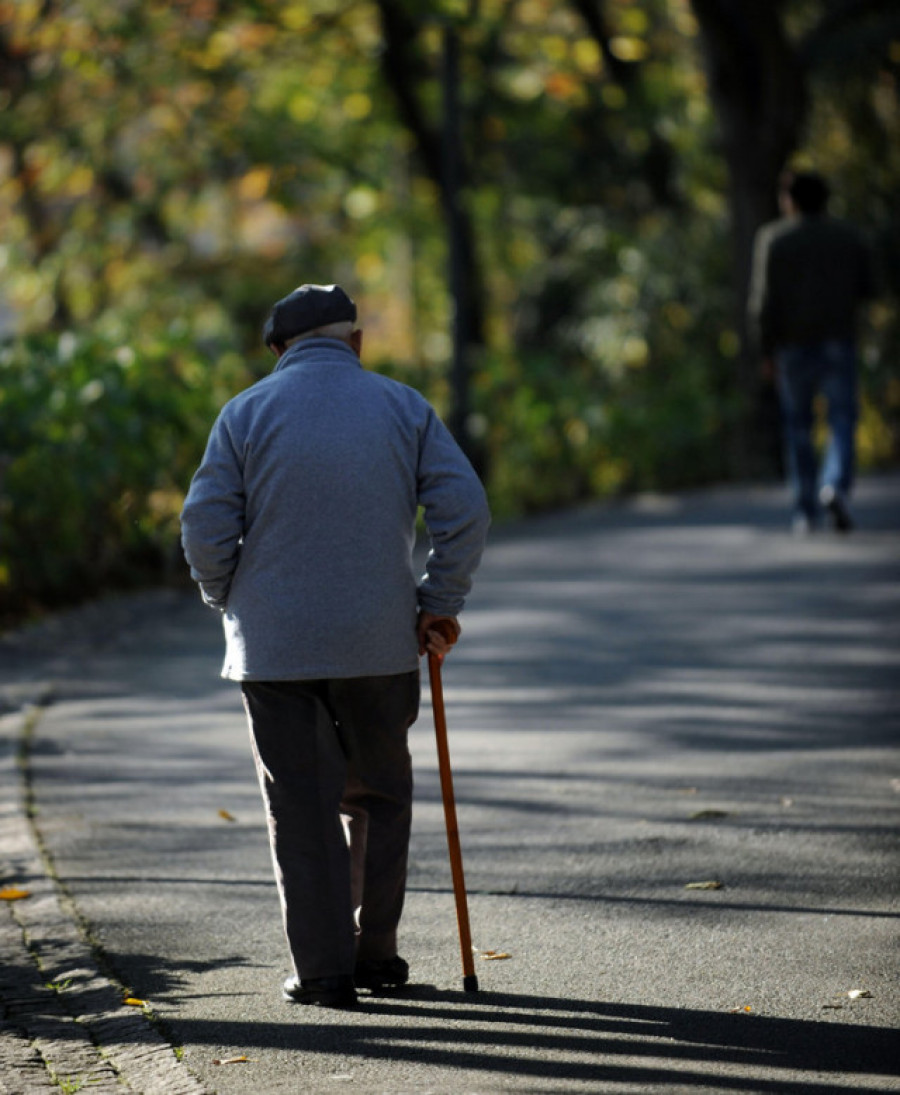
[685, 880, 724, 890]
[0, 886, 31, 901]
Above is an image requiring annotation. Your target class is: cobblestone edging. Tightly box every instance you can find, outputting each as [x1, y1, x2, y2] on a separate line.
[0, 597, 213, 1095]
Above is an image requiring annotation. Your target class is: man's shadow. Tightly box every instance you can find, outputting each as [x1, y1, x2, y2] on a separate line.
[170, 984, 897, 1094]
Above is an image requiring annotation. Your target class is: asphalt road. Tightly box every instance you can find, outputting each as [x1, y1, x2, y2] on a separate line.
[2, 475, 899, 1094]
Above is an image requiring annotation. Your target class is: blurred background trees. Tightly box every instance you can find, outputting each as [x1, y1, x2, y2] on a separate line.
[1, 0, 898, 622]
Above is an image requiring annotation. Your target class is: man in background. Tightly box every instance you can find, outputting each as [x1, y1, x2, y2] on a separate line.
[181, 284, 490, 1009]
[749, 170, 876, 533]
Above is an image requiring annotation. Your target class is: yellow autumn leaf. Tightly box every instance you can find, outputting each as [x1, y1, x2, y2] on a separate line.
[123, 997, 147, 1007]
[236, 167, 271, 203]
[479, 950, 512, 961]
[0, 886, 31, 901]
[685, 880, 724, 890]
[609, 35, 648, 61]
[218, 810, 237, 822]
[212, 1055, 251, 1065]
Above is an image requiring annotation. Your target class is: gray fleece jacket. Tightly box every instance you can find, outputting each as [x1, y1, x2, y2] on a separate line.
[180, 338, 490, 681]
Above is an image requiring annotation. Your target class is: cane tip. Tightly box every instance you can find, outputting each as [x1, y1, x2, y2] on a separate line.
[463, 974, 479, 993]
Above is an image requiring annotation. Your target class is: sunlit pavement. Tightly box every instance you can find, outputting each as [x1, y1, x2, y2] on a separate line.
[2, 474, 898, 1094]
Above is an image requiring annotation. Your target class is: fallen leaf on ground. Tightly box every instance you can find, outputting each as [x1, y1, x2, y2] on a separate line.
[480, 950, 512, 961]
[847, 989, 872, 999]
[685, 880, 724, 890]
[689, 810, 730, 820]
[212, 1056, 252, 1065]
[123, 997, 147, 1007]
[728, 1005, 752, 1013]
[218, 809, 237, 822]
[0, 886, 31, 901]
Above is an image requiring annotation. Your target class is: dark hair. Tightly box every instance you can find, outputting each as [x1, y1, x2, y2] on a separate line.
[783, 171, 830, 215]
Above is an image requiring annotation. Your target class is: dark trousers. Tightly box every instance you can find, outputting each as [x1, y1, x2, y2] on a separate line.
[241, 672, 420, 981]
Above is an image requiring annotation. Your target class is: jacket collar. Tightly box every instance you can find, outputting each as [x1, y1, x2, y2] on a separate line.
[273, 337, 361, 373]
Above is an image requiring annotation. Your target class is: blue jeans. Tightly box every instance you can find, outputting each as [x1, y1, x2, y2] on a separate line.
[775, 340, 857, 520]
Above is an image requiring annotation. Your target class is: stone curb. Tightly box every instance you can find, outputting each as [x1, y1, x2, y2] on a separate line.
[0, 622, 213, 1095]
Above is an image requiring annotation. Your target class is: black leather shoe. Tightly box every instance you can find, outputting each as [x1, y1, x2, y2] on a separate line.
[282, 975, 358, 1009]
[820, 485, 854, 532]
[354, 956, 409, 990]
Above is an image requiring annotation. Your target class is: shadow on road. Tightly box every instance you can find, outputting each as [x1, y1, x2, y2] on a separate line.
[164, 986, 897, 1094]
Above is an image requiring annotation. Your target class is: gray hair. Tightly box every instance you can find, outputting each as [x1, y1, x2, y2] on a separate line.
[284, 320, 356, 347]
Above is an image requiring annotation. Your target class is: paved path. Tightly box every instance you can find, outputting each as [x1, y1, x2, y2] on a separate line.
[2, 476, 898, 1094]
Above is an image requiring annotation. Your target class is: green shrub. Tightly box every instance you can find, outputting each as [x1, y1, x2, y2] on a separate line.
[0, 331, 247, 623]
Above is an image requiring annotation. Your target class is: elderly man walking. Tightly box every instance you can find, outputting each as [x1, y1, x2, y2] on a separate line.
[181, 284, 490, 1010]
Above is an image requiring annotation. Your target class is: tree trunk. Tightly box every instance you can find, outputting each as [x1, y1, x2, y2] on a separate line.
[375, 1, 486, 468]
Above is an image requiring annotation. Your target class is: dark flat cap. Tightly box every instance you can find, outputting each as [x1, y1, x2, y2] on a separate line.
[263, 284, 357, 348]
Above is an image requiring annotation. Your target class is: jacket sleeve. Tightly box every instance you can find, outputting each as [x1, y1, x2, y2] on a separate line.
[180, 413, 246, 611]
[416, 409, 490, 617]
[747, 224, 776, 356]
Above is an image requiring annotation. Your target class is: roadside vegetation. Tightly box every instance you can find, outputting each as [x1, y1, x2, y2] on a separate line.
[1, 1, 898, 625]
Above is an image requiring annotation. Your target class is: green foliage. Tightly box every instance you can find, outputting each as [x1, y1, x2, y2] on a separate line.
[476, 199, 744, 517]
[0, 0, 897, 620]
[0, 331, 245, 621]
[54, 1078, 87, 1095]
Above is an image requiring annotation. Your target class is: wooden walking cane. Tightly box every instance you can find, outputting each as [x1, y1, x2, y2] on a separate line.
[427, 620, 479, 992]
